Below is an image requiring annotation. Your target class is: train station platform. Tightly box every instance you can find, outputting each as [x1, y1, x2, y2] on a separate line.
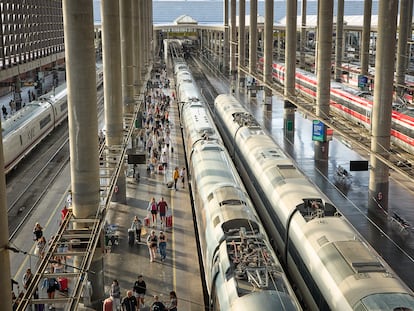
[206, 75, 414, 291]
[5, 63, 204, 310]
[101, 70, 204, 310]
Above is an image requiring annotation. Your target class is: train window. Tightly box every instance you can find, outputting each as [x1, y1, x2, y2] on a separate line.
[360, 293, 414, 310]
[60, 101, 68, 112]
[39, 114, 52, 129]
[219, 199, 244, 206]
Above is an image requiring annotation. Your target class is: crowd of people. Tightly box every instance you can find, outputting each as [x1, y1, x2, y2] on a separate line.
[143, 73, 174, 176]
[12, 68, 183, 311]
[102, 68, 181, 311]
[104, 275, 177, 311]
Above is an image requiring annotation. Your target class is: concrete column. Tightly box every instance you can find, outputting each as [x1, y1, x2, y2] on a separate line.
[223, 0, 229, 74]
[406, 0, 413, 70]
[101, 0, 126, 204]
[62, 0, 103, 307]
[361, 0, 372, 76]
[0, 126, 12, 311]
[369, 0, 398, 212]
[208, 31, 212, 59]
[230, 0, 237, 93]
[314, 0, 333, 161]
[238, 0, 246, 88]
[277, 31, 282, 60]
[120, 0, 134, 114]
[396, 0, 411, 97]
[334, 0, 344, 82]
[132, 0, 141, 96]
[284, 0, 297, 134]
[300, 0, 307, 69]
[139, 0, 146, 78]
[263, 0, 274, 110]
[147, 0, 154, 66]
[214, 31, 220, 63]
[249, 0, 257, 75]
[218, 31, 223, 71]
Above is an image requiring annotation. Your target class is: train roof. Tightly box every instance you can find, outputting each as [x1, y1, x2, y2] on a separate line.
[2, 102, 50, 137]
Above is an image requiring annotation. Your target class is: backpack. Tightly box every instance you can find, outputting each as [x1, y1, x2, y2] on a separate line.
[152, 302, 165, 311]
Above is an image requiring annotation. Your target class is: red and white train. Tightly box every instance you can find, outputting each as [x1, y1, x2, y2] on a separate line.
[259, 58, 414, 155]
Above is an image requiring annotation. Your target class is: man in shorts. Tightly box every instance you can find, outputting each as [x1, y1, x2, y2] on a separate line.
[132, 275, 146, 308]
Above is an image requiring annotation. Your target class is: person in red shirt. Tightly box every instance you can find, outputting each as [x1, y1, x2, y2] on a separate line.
[157, 197, 168, 228]
[61, 205, 69, 223]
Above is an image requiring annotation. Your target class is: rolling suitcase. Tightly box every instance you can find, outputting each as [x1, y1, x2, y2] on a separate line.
[128, 229, 135, 246]
[103, 297, 113, 311]
[58, 277, 68, 292]
[144, 216, 150, 227]
[166, 215, 173, 228]
[166, 180, 174, 189]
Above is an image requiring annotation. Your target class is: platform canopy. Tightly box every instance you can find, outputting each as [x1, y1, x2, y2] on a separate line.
[174, 14, 198, 25]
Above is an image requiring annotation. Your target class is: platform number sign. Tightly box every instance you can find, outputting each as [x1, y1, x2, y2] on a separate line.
[312, 120, 325, 142]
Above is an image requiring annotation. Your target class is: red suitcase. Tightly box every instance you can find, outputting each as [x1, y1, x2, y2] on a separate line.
[166, 215, 173, 227]
[144, 216, 150, 227]
[103, 297, 113, 311]
[58, 277, 68, 292]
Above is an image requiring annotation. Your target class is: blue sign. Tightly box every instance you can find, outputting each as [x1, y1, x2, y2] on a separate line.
[312, 120, 325, 142]
[358, 75, 368, 88]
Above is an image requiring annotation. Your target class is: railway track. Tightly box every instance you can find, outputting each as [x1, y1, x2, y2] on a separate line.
[6, 88, 105, 241]
[7, 124, 70, 240]
[189, 54, 414, 182]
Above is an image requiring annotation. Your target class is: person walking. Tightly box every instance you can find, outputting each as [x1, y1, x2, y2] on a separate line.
[2, 104, 7, 118]
[42, 269, 58, 310]
[166, 291, 177, 311]
[179, 167, 186, 188]
[157, 197, 168, 228]
[158, 231, 167, 262]
[33, 223, 43, 241]
[22, 268, 33, 292]
[160, 151, 168, 173]
[147, 197, 158, 227]
[131, 216, 142, 243]
[66, 190, 72, 207]
[146, 230, 158, 262]
[110, 279, 121, 311]
[172, 167, 179, 190]
[132, 275, 146, 308]
[35, 236, 47, 259]
[60, 205, 69, 224]
[151, 295, 166, 311]
[121, 290, 138, 311]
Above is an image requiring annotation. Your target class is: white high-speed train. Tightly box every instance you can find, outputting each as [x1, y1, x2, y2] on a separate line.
[214, 93, 414, 311]
[2, 66, 103, 174]
[175, 58, 302, 310]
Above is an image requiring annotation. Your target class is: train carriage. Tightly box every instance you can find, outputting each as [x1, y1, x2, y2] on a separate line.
[2, 65, 103, 173]
[171, 46, 301, 310]
[259, 58, 414, 155]
[214, 93, 414, 311]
